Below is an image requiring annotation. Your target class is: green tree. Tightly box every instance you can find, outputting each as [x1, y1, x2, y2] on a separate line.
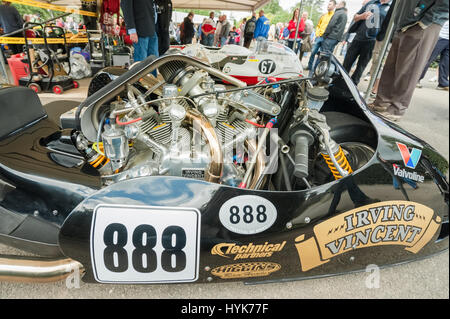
[177, 9, 213, 17]
[260, 0, 326, 26]
[10, 3, 53, 21]
[7, 2, 82, 24]
[261, 0, 290, 25]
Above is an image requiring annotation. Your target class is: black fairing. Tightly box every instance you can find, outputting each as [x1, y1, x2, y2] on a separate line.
[0, 88, 100, 255]
[0, 55, 448, 281]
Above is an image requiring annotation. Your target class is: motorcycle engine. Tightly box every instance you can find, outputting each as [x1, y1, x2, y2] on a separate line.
[74, 59, 284, 189]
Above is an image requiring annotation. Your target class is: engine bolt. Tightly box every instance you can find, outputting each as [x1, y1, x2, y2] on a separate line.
[281, 145, 290, 154]
[52, 210, 59, 216]
[304, 217, 311, 224]
[33, 210, 39, 216]
[204, 266, 211, 272]
[272, 107, 279, 114]
[207, 277, 213, 282]
[286, 222, 293, 229]
[350, 256, 355, 262]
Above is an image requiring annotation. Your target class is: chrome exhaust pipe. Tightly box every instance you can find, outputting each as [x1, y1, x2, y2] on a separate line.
[0, 255, 83, 283]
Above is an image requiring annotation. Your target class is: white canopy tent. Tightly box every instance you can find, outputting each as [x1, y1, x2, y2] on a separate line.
[171, 0, 271, 11]
[44, 0, 271, 12]
[172, 11, 208, 24]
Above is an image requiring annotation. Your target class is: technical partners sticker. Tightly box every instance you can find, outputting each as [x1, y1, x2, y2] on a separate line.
[219, 195, 277, 235]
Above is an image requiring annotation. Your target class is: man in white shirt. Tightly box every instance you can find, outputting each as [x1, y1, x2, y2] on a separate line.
[201, 12, 216, 46]
[214, 15, 223, 46]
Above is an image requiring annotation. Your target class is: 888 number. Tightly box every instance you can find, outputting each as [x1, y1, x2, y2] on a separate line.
[229, 205, 268, 224]
[219, 195, 277, 235]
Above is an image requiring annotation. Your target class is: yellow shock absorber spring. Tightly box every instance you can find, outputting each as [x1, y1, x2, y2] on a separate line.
[89, 155, 110, 169]
[321, 146, 353, 180]
[88, 142, 110, 169]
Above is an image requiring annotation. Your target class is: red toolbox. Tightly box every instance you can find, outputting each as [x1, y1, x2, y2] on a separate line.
[7, 53, 29, 86]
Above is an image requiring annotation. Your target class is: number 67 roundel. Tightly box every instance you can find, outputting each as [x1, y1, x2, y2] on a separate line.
[90, 205, 201, 284]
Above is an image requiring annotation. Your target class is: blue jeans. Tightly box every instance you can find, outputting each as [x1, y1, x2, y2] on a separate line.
[203, 33, 214, 46]
[321, 38, 339, 54]
[220, 36, 227, 47]
[133, 34, 159, 62]
[307, 36, 323, 70]
[419, 37, 449, 87]
[287, 39, 301, 54]
[255, 36, 267, 52]
[312, 38, 339, 72]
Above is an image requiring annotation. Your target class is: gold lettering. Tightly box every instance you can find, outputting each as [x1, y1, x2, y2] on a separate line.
[225, 244, 235, 254]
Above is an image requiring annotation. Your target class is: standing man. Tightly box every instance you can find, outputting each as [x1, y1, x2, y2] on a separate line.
[300, 12, 315, 59]
[303, 12, 314, 34]
[254, 10, 270, 41]
[417, 20, 449, 91]
[197, 18, 205, 44]
[181, 12, 195, 45]
[307, 0, 336, 70]
[320, 1, 348, 57]
[343, 0, 392, 85]
[155, 0, 173, 56]
[202, 12, 216, 47]
[243, 12, 257, 48]
[214, 15, 223, 47]
[239, 18, 247, 45]
[0, 1, 24, 54]
[369, 0, 449, 121]
[121, 0, 158, 62]
[219, 15, 231, 47]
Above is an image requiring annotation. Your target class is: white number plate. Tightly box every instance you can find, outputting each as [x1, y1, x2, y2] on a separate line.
[219, 195, 277, 235]
[90, 205, 201, 284]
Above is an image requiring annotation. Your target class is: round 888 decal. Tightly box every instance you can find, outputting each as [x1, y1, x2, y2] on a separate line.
[219, 195, 277, 235]
[90, 204, 201, 284]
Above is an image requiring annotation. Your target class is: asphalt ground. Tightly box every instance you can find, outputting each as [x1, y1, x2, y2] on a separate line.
[0, 61, 448, 299]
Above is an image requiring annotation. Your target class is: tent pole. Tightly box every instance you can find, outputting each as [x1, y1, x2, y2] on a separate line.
[0, 50, 10, 84]
[364, 0, 400, 100]
[293, 0, 304, 53]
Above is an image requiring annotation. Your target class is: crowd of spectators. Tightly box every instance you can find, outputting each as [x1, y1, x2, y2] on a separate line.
[118, 0, 449, 123]
[2, 0, 447, 124]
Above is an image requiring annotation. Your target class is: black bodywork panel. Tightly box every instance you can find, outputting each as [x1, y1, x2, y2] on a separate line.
[0, 55, 448, 284]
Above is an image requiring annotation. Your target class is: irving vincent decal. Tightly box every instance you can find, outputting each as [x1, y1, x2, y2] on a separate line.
[211, 241, 286, 260]
[294, 201, 441, 272]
